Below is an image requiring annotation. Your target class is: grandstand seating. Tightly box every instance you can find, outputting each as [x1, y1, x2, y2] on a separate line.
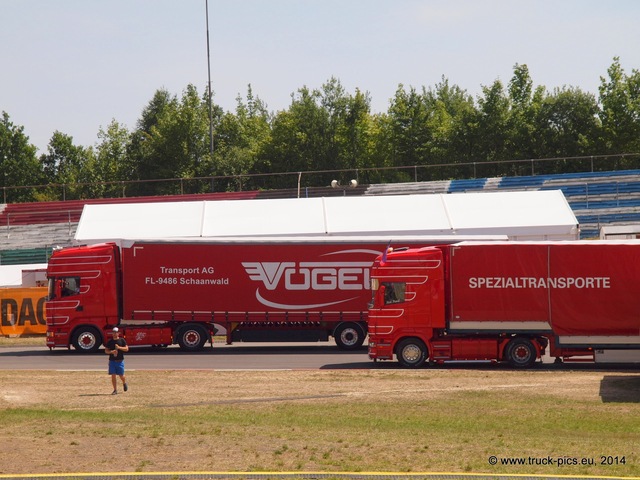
[0, 191, 260, 260]
[502, 170, 640, 238]
[366, 169, 640, 239]
[0, 246, 52, 265]
[2, 169, 640, 265]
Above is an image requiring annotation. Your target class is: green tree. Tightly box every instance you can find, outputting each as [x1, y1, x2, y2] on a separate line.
[89, 120, 133, 197]
[598, 57, 640, 158]
[387, 84, 431, 172]
[214, 85, 271, 191]
[383, 79, 478, 182]
[129, 85, 215, 195]
[507, 64, 545, 164]
[261, 78, 367, 189]
[0, 111, 41, 202]
[40, 131, 92, 200]
[365, 112, 396, 183]
[535, 87, 600, 172]
[422, 77, 477, 179]
[474, 79, 512, 176]
[127, 88, 178, 195]
[339, 88, 376, 179]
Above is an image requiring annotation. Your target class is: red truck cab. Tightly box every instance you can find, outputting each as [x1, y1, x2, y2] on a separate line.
[46, 243, 121, 352]
[368, 247, 446, 363]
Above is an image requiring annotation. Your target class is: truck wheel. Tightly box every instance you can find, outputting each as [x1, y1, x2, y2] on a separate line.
[334, 322, 365, 350]
[396, 338, 428, 368]
[72, 327, 102, 353]
[177, 325, 208, 351]
[506, 338, 537, 368]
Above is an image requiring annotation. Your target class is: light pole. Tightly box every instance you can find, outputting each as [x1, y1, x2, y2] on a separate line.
[205, 0, 214, 158]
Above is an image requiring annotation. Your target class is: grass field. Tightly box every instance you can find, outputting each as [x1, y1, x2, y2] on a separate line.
[1, 365, 639, 477]
[0, 336, 44, 347]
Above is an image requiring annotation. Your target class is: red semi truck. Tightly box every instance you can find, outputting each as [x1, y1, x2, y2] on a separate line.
[46, 237, 495, 353]
[368, 241, 640, 367]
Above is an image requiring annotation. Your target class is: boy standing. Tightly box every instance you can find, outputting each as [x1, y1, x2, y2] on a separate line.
[105, 327, 129, 395]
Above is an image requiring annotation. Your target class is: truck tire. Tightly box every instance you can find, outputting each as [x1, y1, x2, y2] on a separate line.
[177, 325, 208, 351]
[506, 338, 537, 368]
[72, 326, 102, 353]
[395, 338, 428, 368]
[333, 322, 366, 350]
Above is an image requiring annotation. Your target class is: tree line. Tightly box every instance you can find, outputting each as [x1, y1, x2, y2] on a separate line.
[1, 58, 639, 203]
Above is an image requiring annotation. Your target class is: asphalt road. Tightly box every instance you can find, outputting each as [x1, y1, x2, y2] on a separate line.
[0, 343, 377, 371]
[3, 343, 640, 372]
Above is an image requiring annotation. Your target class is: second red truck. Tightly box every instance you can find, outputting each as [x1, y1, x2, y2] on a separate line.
[368, 241, 640, 367]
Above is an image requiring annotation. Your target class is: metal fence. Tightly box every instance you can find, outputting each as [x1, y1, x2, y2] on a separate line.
[2, 154, 639, 204]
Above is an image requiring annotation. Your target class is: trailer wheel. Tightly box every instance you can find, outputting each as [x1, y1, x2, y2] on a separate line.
[396, 338, 428, 368]
[506, 338, 537, 368]
[72, 327, 102, 353]
[334, 322, 366, 350]
[177, 325, 208, 351]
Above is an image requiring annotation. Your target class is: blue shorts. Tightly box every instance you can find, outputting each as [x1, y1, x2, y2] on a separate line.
[108, 360, 125, 376]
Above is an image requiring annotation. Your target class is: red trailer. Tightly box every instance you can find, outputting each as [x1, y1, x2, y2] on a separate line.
[367, 241, 640, 367]
[46, 236, 495, 353]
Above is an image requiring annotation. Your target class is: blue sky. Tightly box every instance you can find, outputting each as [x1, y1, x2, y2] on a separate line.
[2, 0, 639, 153]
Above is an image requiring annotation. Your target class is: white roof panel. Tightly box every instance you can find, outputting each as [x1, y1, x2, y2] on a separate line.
[201, 197, 327, 236]
[442, 190, 579, 240]
[74, 191, 579, 243]
[76, 202, 205, 241]
[443, 190, 576, 229]
[322, 195, 453, 235]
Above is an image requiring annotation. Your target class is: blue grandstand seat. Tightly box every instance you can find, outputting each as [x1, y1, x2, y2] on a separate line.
[447, 178, 488, 193]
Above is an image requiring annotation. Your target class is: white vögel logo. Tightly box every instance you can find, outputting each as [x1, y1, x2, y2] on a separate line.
[242, 254, 376, 310]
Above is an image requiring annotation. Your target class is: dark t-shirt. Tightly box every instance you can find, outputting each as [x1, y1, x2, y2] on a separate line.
[106, 338, 127, 362]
